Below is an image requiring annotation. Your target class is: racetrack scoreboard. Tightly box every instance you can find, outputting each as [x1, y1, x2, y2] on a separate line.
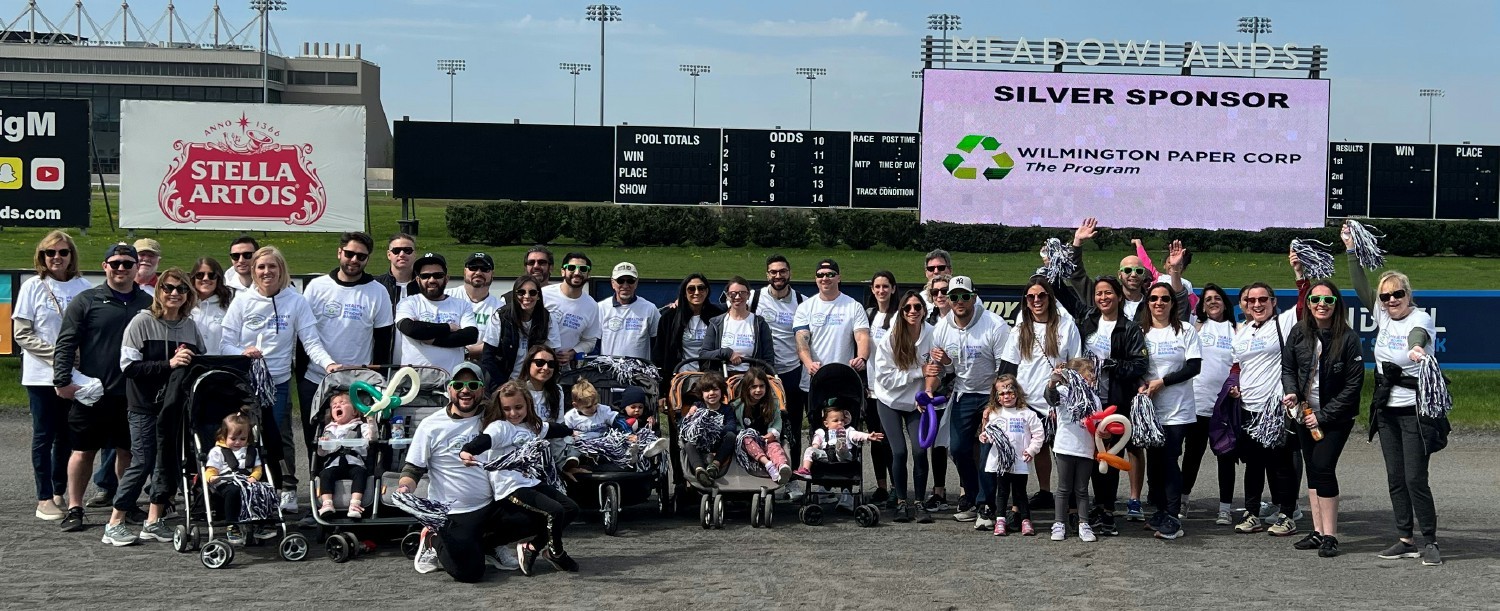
[1327, 143, 1369, 217]
[1436, 144, 1499, 219]
[721, 129, 851, 207]
[1327, 142, 1500, 220]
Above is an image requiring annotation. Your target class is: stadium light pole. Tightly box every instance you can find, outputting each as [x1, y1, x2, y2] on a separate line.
[926, 14, 961, 68]
[796, 67, 827, 130]
[1419, 89, 1444, 144]
[249, 0, 286, 103]
[585, 4, 621, 126]
[436, 59, 466, 122]
[559, 63, 592, 126]
[679, 64, 710, 127]
[1236, 16, 1272, 77]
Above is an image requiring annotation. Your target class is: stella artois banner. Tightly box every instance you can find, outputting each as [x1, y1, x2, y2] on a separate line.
[120, 101, 366, 232]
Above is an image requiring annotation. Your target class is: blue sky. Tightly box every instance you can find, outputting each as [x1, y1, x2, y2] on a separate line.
[25, 0, 1500, 144]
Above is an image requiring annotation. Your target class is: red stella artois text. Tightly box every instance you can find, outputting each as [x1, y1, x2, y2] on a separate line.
[158, 113, 327, 225]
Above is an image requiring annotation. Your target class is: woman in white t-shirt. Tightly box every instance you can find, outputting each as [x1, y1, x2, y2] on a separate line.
[1000, 278, 1083, 507]
[1138, 282, 1202, 539]
[872, 290, 935, 523]
[1182, 283, 1239, 525]
[13, 231, 92, 521]
[522, 344, 565, 422]
[189, 257, 233, 356]
[860, 271, 898, 504]
[699, 276, 774, 371]
[482, 276, 558, 388]
[1345, 225, 1444, 565]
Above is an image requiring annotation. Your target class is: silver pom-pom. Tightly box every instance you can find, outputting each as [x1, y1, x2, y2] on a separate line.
[680, 408, 726, 451]
[389, 491, 451, 531]
[1060, 369, 1102, 422]
[1292, 239, 1337, 280]
[1345, 220, 1387, 271]
[1129, 393, 1165, 448]
[732, 428, 765, 473]
[1416, 356, 1453, 419]
[483, 438, 562, 490]
[984, 419, 1017, 474]
[1035, 237, 1077, 284]
[576, 430, 633, 465]
[1246, 397, 1287, 448]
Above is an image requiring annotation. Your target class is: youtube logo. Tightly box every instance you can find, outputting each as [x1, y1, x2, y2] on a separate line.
[30, 158, 64, 191]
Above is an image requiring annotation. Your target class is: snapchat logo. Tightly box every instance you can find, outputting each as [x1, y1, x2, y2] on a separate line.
[0, 158, 21, 189]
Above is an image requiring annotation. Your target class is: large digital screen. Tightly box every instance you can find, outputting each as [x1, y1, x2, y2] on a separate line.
[920, 69, 1330, 230]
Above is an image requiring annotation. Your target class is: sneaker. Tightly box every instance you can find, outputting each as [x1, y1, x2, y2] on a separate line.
[1421, 543, 1443, 566]
[36, 501, 66, 521]
[1294, 531, 1325, 551]
[1234, 513, 1265, 534]
[1376, 540, 1420, 560]
[785, 480, 805, 501]
[516, 542, 538, 577]
[1267, 513, 1298, 537]
[994, 517, 1007, 536]
[318, 499, 336, 519]
[1094, 513, 1119, 537]
[775, 463, 794, 484]
[1125, 499, 1145, 521]
[226, 525, 246, 546]
[917, 505, 935, 524]
[486, 546, 520, 571]
[975, 508, 995, 531]
[642, 438, 669, 458]
[1292, 508, 1305, 521]
[1258, 501, 1275, 519]
[1147, 510, 1166, 532]
[1154, 516, 1183, 540]
[1021, 519, 1035, 536]
[1028, 490, 1053, 509]
[953, 507, 979, 522]
[253, 525, 279, 540]
[1050, 522, 1067, 541]
[122, 506, 148, 525]
[793, 467, 812, 480]
[86, 490, 112, 508]
[1215, 509, 1233, 526]
[924, 494, 950, 512]
[139, 519, 173, 542]
[704, 462, 720, 480]
[413, 528, 440, 574]
[1079, 522, 1097, 542]
[543, 547, 580, 572]
[562, 456, 582, 471]
[693, 467, 714, 488]
[279, 491, 299, 513]
[100, 522, 137, 546]
[1317, 535, 1341, 558]
[870, 488, 890, 504]
[893, 500, 912, 523]
[61, 506, 86, 532]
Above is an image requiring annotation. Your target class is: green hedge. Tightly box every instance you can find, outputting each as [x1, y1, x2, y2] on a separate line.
[444, 201, 1500, 257]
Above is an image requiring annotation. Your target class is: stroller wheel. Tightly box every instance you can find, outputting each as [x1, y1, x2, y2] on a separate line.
[712, 495, 725, 529]
[602, 484, 621, 536]
[699, 495, 711, 529]
[326, 533, 350, 563]
[800, 505, 823, 526]
[855, 505, 878, 528]
[762, 494, 775, 529]
[172, 524, 192, 554]
[400, 530, 422, 559]
[750, 494, 763, 528]
[279, 532, 310, 562]
[188, 526, 202, 551]
[201, 539, 234, 569]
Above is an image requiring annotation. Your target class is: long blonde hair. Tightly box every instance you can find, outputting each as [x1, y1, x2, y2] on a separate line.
[33, 230, 80, 280]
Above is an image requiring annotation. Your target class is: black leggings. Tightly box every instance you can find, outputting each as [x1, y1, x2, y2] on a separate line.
[316, 462, 368, 498]
[1299, 419, 1352, 497]
[507, 485, 579, 552]
[436, 500, 517, 583]
[994, 472, 1031, 519]
[778, 367, 806, 461]
[1182, 414, 1236, 504]
[1237, 409, 1299, 515]
[863, 396, 892, 485]
[876, 403, 928, 502]
[1146, 423, 1189, 517]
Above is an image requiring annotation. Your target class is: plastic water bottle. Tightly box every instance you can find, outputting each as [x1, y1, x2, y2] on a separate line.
[391, 416, 406, 440]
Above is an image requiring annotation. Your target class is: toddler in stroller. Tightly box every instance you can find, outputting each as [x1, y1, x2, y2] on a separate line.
[315, 392, 376, 520]
[565, 382, 668, 469]
[205, 413, 280, 543]
[796, 404, 884, 479]
[679, 372, 739, 487]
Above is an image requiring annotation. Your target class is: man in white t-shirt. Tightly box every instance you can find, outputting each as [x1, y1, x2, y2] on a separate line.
[225, 235, 258, 292]
[793, 258, 871, 434]
[752, 254, 807, 452]
[395, 253, 478, 375]
[445, 252, 503, 361]
[596, 262, 658, 360]
[931, 276, 1012, 526]
[542, 252, 601, 365]
[299, 231, 394, 463]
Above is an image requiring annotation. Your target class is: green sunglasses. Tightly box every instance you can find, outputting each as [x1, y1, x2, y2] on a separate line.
[1119, 266, 1148, 276]
[1307, 295, 1338, 306]
[448, 380, 483, 391]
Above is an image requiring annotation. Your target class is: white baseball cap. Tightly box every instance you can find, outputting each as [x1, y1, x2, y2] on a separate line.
[611, 262, 639, 280]
[948, 275, 975, 294]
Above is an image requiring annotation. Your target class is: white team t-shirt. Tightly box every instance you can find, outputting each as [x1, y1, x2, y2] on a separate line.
[445, 287, 504, 348]
[1232, 309, 1297, 412]
[476, 420, 545, 501]
[987, 407, 1042, 475]
[1144, 324, 1202, 425]
[407, 412, 491, 514]
[1086, 318, 1116, 362]
[562, 405, 618, 440]
[718, 314, 760, 372]
[12, 275, 92, 386]
[1193, 319, 1236, 417]
[1373, 308, 1436, 408]
[395, 294, 475, 375]
[1051, 384, 1095, 459]
[1001, 320, 1083, 413]
[304, 276, 395, 383]
[596, 296, 659, 360]
[543, 287, 601, 355]
[681, 316, 708, 361]
[792, 293, 871, 391]
[191, 295, 230, 357]
[752, 287, 802, 374]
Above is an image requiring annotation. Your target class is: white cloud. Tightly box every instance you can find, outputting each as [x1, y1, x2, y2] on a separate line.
[697, 11, 904, 38]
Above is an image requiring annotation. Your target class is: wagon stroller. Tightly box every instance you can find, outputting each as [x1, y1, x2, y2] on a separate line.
[164, 356, 311, 568]
[556, 356, 669, 535]
[798, 362, 882, 527]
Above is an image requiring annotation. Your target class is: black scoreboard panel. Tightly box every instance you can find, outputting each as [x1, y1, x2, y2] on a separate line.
[1367, 143, 1436, 220]
[613, 126, 721, 205]
[1327, 143, 1370, 218]
[851, 132, 920, 209]
[394, 121, 614, 201]
[721, 129, 852, 207]
[1435, 145, 1499, 220]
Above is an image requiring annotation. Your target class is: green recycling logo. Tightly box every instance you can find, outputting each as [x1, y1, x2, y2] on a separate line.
[942, 134, 1015, 180]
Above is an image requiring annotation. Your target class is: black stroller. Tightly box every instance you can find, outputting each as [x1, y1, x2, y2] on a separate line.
[798, 362, 881, 527]
[556, 356, 669, 535]
[164, 356, 311, 568]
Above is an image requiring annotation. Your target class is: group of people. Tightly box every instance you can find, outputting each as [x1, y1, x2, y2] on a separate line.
[16, 217, 1448, 582]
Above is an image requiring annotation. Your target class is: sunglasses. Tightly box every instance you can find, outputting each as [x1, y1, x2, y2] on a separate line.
[562, 263, 592, 273]
[417, 272, 446, 280]
[230, 251, 255, 261]
[466, 265, 493, 273]
[926, 264, 949, 273]
[525, 258, 551, 267]
[815, 271, 838, 279]
[42, 248, 71, 258]
[447, 380, 483, 391]
[530, 358, 557, 369]
[1244, 296, 1271, 305]
[726, 290, 748, 299]
[949, 292, 975, 302]
[1025, 293, 1048, 302]
[341, 249, 369, 261]
[929, 289, 947, 297]
[515, 289, 540, 298]
[106, 259, 137, 270]
[1147, 294, 1172, 303]
[193, 272, 218, 282]
[1307, 295, 1338, 306]
[686, 285, 709, 294]
[1379, 289, 1408, 302]
[615, 276, 638, 285]
[1119, 266, 1147, 276]
[389, 247, 415, 256]
[159, 283, 189, 295]
[901, 303, 924, 313]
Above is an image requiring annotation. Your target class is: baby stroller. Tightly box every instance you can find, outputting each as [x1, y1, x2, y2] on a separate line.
[556, 356, 669, 535]
[798, 362, 881, 528]
[665, 357, 786, 529]
[165, 356, 311, 568]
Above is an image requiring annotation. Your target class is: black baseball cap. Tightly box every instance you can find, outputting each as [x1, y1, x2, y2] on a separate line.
[103, 243, 137, 261]
[464, 252, 495, 269]
[413, 252, 447, 272]
[815, 258, 840, 275]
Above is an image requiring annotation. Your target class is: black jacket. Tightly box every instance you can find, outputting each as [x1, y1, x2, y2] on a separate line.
[1281, 325, 1364, 425]
[479, 307, 545, 391]
[52, 283, 153, 393]
[698, 311, 775, 368]
[653, 302, 724, 373]
[1077, 312, 1150, 409]
[374, 272, 415, 308]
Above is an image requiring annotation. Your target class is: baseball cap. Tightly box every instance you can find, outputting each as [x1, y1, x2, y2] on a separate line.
[132, 238, 161, 255]
[463, 252, 495, 269]
[413, 252, 447, 272]
[815, 258, 840, 275]
[104, 242, 137, 261]
[948, 276, 975, 294]
[452, 361, 485, 383]
[612, 262, 639, 280]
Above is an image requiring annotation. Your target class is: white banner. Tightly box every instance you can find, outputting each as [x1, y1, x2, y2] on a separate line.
[120, 101, 366, 232]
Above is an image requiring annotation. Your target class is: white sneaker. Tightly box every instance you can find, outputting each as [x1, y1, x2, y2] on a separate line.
[1079, 522, 1098, 543]
[641, 438, 669, 458]
[486, 545, 520, 571]
[767, 463, 783, 484]
[1050, 522, 1067, 541]
[100, 522, 138, 546]
[279, 491, 299, 512]
[413, 528, 440, 574]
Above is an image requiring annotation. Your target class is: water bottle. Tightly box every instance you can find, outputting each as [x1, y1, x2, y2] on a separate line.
[391, 416, 406, 440]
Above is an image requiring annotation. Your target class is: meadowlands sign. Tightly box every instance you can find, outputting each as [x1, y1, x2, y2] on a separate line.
[921, 37, 1328, 76]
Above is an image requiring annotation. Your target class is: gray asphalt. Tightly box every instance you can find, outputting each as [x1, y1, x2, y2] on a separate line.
[3, 412, 1498, 609]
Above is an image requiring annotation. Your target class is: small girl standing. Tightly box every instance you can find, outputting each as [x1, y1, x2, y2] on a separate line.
[980, 374, 1044, 537]
[732, 367, 794, 483]
[315, 392, 376, 519]
[1044, 358, 1101, 542]
[204, 413, 278, 543]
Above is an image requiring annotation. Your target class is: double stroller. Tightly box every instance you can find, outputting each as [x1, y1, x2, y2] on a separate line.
[163, 356, 310, 568]
[797, 362, 881, 527]
[556, 356, 669, 536]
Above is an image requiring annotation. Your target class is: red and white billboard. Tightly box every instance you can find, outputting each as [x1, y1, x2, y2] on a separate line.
[120, 101, 365, 232]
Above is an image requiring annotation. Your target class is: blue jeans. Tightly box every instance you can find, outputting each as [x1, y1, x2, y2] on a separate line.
[114, 411, 161, 511]
[270, 381, 297, 489]
[948, 393, 994, 507]
[28, 386, 71, 501]
[95, 452, 118, 494]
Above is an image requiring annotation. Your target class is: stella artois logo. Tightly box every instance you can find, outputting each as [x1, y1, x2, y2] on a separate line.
[157, 113, 326, 225]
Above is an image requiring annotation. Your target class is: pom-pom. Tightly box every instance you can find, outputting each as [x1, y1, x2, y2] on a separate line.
[984, 419, 1017, 474]
[483, 438, 562, 490]
[1416, 355, 1453, 419]
[1344, 219, 1387, 271]
[389, 491, 451, 531]
[1060, 369, 1102, 422]
[680, 408, 725, 450]
[1129, 394, 1165, 448]
[1245, 397, 1287, 448]
[1035, 238, 1077, 284]
[576, 430, 632, 465]
[732, 428, 765, 473]
[1292, 239, 1337, 280]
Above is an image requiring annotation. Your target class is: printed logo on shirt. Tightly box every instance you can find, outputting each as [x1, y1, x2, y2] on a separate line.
[1086, 333, 1110, 355]
[321, 302, 343, 319]
[728, 331, 755, 351]
[1006, 417, 1026, 434]
[438, 432, 477, 453]
[561, 312, 584, 330]
[812, 312, 845, 328]
[419, 311, 458, 324]
[244, 314, 289, 332]
[1201, 332, 1233, 350]
[1375, 330, 1406, 351]
[605, 315, 643, 333]
[1147, 339, 1183, 357]
[774, 312, 794, 326]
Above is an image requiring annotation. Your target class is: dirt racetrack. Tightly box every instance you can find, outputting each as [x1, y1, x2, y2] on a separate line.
[2, 413, 1497, 609]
